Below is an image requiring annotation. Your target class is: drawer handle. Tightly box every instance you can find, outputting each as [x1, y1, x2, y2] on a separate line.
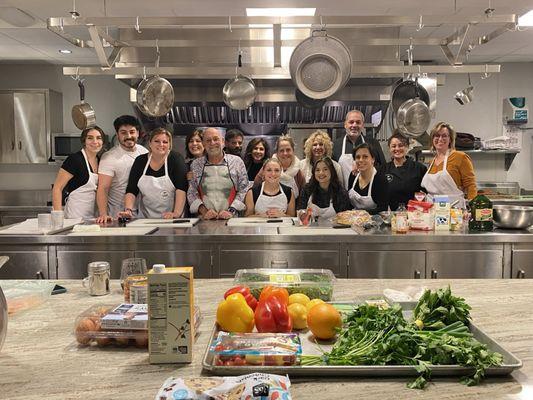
[518, 269, 526, 279]
[271, 260, 288, 268]
[35, 270, 45, 279]
[18, 141, 22, 150]
[414, 270, 421, 279]
[431, 269, 438, 279]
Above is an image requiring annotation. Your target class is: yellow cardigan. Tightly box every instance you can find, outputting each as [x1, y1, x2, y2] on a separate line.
[428, 150, 477, 200]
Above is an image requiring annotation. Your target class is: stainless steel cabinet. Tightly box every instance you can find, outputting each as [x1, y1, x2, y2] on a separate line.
[135, 250, 212, 278]
[218, 244, 341, 278]
[56, 247, 134, 278]
[426, 249, 503, 278]
[0, 247, 49, 278]
[511, 249, 533, 278]
[347, 251, 426, 278]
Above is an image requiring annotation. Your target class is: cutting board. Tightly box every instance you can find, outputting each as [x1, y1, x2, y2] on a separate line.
[68, 227, 157, 236]
[227, 217, 295, 227]
[126, 218, 200, 228]
[0, 218, 82, 235]
[278, 226, 356, 235]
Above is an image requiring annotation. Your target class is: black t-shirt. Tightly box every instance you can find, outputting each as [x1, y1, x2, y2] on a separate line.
[126, 151, 188, 196]
[380, 158, 428, 211]
[247, 162, 263, 181]
[61, 151, 95, 195]
[347, 171, 389, 214]
[298, 184, 351, 213]
[251, 183, 293, 204]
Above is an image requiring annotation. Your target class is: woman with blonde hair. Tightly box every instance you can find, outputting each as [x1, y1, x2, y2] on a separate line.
[122, 128, 188, 219]
[421, 122, 477, 208]
[299, 130, 344, 186]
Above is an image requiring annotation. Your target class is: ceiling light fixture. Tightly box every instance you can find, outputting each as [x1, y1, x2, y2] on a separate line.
[246, 8, 316, 17]
[518, 10, 533, 26]
[59, 49, 72, 54]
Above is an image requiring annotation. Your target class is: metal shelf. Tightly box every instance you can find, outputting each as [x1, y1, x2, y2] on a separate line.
[419, 149, 520, 171]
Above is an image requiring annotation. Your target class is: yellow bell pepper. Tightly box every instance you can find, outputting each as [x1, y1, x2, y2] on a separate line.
[216, 293, 255, 333]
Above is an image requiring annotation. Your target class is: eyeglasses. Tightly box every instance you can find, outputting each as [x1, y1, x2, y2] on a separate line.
[434, 134, 450, 139]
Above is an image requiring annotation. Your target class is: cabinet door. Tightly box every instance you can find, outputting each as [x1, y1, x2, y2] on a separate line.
[511, 250, 533, 278]
[135, 250, 212, 278]
[0, 250, 48, 278]
[14, 92, 48, 163]
[347, 251, 425, 278]
[57, 250, 134, 278]
[427, 250, 503, 278]
[0, 93, 16, 163]
[219, 247, 341, 278]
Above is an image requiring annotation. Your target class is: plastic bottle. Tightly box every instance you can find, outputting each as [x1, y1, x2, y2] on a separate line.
[468, 193, 494, 231]
[395, 203, 409, 234]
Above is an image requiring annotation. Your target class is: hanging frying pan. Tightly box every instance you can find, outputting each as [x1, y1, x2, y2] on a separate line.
[396, 77, 431, 138]
[223, 53, 257, 110]
[71, 79, 96, 130]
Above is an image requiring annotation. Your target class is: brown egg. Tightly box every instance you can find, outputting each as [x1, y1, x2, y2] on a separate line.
[114, 337, 130, 346]
[95, 336, 112, 346]
[134, 332, 148, 348]
[75, 318, 96, 345]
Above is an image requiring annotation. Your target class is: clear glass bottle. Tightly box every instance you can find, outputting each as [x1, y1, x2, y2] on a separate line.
[395, 203, 409, 234]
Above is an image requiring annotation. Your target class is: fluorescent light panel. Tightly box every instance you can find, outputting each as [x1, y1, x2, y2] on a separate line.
[246, 8, 316, 17]
[518, 10, 533, 26]
[59, 49, 72, 54]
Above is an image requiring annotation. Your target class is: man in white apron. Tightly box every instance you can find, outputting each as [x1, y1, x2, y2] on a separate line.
[96, 115, 147, 223]
[188, 128, 250, 219]
[332, 110, 386, 188]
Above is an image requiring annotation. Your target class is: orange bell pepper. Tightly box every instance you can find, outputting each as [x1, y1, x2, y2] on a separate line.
[259, 285, 289, 305]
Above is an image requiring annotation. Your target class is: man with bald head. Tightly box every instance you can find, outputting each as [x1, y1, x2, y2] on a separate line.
[333, 110, 386, 187]
[187, 127, 250, 219]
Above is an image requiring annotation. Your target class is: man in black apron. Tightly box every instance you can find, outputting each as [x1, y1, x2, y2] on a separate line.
[188, 128, 250, 219]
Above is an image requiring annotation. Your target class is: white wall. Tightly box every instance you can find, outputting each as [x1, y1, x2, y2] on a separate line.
[0, 64, 133, 190]
[433, 63, 533, 189]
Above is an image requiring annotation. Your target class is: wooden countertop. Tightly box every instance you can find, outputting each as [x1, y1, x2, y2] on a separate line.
[0, 279, 530, 399]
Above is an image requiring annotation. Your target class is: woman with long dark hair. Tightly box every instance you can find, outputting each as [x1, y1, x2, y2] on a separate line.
[243, 137, 270, 183]
[297, 156, 351, 220]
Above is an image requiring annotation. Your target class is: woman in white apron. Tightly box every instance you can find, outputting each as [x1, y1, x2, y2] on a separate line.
[122, 128, 187, 219]
[299, 130, 344, 187]
[421, 122, 478, 208]
[348, 143, 389, 214]
[245, 158, 296, 217]
[297, 157, 351, 222]
[52, 127, 105, 220]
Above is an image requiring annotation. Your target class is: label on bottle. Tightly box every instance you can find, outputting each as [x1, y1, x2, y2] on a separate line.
[475, 208, 493, 221]
[396, 214, 408, 233]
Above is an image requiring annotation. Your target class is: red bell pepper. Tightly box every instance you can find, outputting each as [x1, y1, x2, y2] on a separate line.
[224, 285, 258, 310]
[254, 295, 292, 333]
[259, 285, 289, 305]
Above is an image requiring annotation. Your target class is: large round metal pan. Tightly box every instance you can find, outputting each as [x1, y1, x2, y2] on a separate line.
[136, 75, 174, 118]
[391, 79, 430, 114]
[223, 75, 257, 110]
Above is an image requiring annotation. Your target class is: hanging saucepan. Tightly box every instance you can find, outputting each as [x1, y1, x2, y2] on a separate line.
[71, 79, 96, 130]
[391, 79, 430, 115]
[223, 53, 257, 110]
[136, 46, 174, 118]
[396, 77, 431, 138]
[455, 73, 474, 105]
[290, 29, 352, 100]
[295, 89, 326, 109]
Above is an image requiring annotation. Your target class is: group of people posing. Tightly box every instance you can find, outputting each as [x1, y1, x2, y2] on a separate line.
[52, 110, 478, 221]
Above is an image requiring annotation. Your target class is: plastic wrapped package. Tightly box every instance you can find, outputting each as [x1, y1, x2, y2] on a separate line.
[234, 268, 335, 301]
[211, 332, 302, 367]
[0, 280, 55, 316]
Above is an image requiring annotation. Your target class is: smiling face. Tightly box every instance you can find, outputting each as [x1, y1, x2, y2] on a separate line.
[344, 111, 365, 141]
[83, 129, 104, 154]
[187, 134, 204, 158]
[433, 127, 451, 153]
[203, 128, 224, 158]
[355, 147, 375, 173]
[389, 137, 407, 162]
[252, 142, 266, 163]
[149, 133, 170, 157]
[116, 124, 139, 151]
[314, 160, 331, 186]
[276, 140, 294, 167]
[263, 160, 282, 184]
[225, 136, 243, 155]
[311, 140, 325, 160]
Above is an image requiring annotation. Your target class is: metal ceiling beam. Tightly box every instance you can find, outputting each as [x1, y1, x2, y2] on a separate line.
[454, 23, 473, 65]
[63, 64, 501, 79]
[273, 24, 281, 68]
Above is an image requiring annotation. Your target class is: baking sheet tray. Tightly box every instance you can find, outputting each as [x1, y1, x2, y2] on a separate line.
[126, 218, 200, 228]
[202, 303, 522, 377]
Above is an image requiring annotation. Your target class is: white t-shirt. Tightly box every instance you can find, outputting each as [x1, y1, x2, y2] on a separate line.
[99, 144, 148, 217]
[299, 158, 345, 187]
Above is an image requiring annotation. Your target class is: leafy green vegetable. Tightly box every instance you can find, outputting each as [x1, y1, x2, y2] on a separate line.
[301, 289, 503, 389]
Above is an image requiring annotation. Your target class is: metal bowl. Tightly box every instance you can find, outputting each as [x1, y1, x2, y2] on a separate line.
[493, 205, 533, 229]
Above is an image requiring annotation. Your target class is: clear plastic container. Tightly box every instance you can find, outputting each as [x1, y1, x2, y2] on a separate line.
[73, 304, 202, 348]
[234, 268, 335, 301]
[0, 280, 54, 316]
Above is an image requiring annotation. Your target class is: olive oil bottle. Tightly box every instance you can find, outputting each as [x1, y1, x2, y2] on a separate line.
[468, 193, 493, 231]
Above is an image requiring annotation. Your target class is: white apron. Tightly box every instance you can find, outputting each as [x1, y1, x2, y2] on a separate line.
[255, 183, 288, 215]
[349, 168, 377, 210]
[200, 164, 236, 212]
[339, 134, 365, 189]
[421, 150, 466, 208]
[64, 149, 98, 220]
[137, 155, 176, 218]
[307, 194, 336, 219]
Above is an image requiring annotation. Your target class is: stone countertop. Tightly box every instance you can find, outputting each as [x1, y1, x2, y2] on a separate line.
[0, 279, 530, 399]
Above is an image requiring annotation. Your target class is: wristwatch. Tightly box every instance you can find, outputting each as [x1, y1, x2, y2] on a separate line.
[227, 207, 237, 216]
